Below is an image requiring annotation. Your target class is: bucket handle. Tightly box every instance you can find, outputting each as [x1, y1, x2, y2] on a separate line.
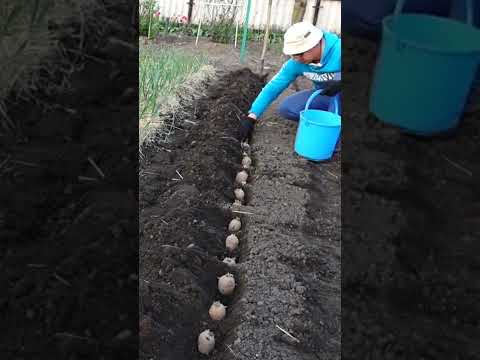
[394, 0, 473, 25]
[304, 89, 340, 115]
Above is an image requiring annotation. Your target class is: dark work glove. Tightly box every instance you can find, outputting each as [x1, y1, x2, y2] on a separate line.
[238, 114, 256, 142]
[322, 80, 341, 97]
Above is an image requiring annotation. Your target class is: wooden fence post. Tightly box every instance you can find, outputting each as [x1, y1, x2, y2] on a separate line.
[312, 0, 321, 25]
[187, 0, 195, 23]
[291, 0, 307, 24]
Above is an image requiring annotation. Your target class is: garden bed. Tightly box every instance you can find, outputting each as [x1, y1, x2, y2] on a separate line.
[139, 68, 265, 359]
[140, 62, 341, 359]
[1, 2, 138, 358]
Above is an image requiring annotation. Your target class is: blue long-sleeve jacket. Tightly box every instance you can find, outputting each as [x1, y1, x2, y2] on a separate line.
[249, 31, 341, 118]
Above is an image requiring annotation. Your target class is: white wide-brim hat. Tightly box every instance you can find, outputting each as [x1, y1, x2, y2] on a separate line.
[283, 21, 323, 55]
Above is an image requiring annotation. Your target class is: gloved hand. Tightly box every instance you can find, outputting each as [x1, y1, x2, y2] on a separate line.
[322, 80, 341, 97]
[238, 114, 256, 142]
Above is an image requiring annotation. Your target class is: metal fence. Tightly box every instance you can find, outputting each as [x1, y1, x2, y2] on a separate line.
[150, 0, 341, 33]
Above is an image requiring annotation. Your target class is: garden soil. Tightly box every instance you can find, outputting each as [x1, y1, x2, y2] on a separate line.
[139, 64, 341, 360]
[342, 35, 480, 358]
[1, 2, 138, 359]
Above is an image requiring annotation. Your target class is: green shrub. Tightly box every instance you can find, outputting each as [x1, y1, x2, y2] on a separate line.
[209, 16, 236, 44]
[138, 10, 284, 46]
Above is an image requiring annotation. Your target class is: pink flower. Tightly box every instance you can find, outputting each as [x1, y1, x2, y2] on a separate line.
[180, 15, 188, 23]
[154, 11, 161, 17]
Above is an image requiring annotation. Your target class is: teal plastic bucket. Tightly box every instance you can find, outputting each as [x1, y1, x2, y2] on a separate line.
[294, 90, 341, 161]
[369, 0, 480, 135]
[450, 0, 480, 110]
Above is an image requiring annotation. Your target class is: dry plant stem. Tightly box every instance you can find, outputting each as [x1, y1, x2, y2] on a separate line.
[442, 155, 472, 177]
[0, 155, 11, 170]
[54, 332, 95, 342]
[53, 273, 72, 287]
[232, 210, 255, 215]
[78, 176, 99, 182]
[159, 146, 172, 153]
[142, 171, 162, 176]
[27, 263, 46, 268]
[87, 156, 105, 178]
[226, 344, 239, 359]
[11, 160, 42, 168]
[275, 324, 301, 343]
[221, 136, 240, 143]
[326, 170, 339, 180]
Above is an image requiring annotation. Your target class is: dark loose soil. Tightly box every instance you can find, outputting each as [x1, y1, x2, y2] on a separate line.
[1, 2, 138, 359]
[139, 69, 266, 359]
[140, 63, 341, 359]
[342, 34, 480, 359]
[227, 78, 340, 360]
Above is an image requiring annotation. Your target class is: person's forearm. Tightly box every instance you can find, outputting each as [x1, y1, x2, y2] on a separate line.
[249, 60, 299, 118]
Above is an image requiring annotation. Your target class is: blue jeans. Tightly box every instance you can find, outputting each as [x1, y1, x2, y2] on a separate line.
[278, 89, 342, 121]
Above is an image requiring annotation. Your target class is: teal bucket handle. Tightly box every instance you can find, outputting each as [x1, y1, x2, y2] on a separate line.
[393, 0, 406, 17]
[466, 0, 473, 25]
[304, 89, 340, 115]
[394, 0, 473, 25]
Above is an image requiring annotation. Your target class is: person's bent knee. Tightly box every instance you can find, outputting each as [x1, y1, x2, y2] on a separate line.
[278, 101, 300, 121]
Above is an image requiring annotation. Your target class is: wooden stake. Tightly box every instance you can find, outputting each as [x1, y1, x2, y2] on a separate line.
[260, 0, 273, 74]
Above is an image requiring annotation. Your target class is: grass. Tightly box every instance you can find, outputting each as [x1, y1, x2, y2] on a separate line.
[139, 44, 210, 145]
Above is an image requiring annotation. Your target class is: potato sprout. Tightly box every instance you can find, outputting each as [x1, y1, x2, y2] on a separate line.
[218, 273, 236, 295]
[241, 142, 250, 152]
[225, 234, 239, 251]
[208, 301, 227, 321]
[234, 188, 245, 201]
[242, 156, 252, 169]
[198, 329, 215, 354]
[235, 170, 248, 185]
[228, 217, 241, 232]
[222, 257, 236, 266]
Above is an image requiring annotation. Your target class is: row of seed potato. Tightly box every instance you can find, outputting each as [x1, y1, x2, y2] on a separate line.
[198, 142, 252, 355]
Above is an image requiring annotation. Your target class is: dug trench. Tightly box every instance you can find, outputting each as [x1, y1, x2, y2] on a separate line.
[139, 69, 266, 359]
[140, 68, 341, 360]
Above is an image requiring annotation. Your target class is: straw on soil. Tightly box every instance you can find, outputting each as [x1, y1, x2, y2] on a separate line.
[139, 61, 216, 147]
[0, 0, 107, 133]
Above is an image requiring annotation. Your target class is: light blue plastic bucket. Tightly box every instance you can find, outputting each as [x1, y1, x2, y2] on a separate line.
[369, 0, 480, 135]
[294, 90, 341, 161]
